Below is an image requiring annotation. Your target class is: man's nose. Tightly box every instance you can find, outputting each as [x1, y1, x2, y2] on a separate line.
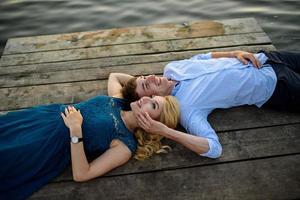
[146, 75, 156, 82]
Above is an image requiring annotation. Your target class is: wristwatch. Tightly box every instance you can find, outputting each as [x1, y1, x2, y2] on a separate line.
[70, 136, 83, 144]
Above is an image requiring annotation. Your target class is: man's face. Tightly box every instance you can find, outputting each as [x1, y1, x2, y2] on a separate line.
[135, 75, 170, 98]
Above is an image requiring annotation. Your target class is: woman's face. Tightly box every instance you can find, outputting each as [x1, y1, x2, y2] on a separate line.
[131, 96, 165, 120]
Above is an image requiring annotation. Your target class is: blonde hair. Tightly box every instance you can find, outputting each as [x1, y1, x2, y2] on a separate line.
[133, 96, 180, 160]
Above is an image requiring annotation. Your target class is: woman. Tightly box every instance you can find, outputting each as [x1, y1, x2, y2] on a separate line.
[0, 94, 180, 200]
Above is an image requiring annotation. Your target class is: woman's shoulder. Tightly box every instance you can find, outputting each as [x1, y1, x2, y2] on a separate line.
[115, 132, 137, 154]
[113, 116, 137, 154]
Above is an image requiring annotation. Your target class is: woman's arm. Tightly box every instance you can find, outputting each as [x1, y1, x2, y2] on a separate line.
[61, 106, 132, 182]
[70, 136, 131, 182]
[108, 73, 134, 98]
[136, 112, 222, 158]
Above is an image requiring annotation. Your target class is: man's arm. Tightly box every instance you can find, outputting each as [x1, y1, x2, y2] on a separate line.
[108, 73, 134, 98]
[211, 50, 261, 68]
[158, 126, 210, 155]
[137, 112, 222, 158]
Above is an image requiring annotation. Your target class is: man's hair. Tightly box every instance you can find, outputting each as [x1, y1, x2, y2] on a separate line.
[121, 77, 139, 102]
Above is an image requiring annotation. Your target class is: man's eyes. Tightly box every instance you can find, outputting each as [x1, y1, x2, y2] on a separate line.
[143, 82, 149, 91]
[142, 83, 147, 91]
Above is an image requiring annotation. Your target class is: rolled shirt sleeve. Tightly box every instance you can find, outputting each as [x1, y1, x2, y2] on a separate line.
[182, 111, 222, 158]
[200, 135, 222, 158]
[189, 52, 212, 61]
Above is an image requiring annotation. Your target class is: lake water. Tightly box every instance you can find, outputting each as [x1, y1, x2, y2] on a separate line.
[0, 0, 299, 56]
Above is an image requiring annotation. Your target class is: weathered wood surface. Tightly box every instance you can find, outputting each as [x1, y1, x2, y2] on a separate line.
[31, 155, 300, 200]
[0, 45, 275, 87]
[0, 32, 270, 66]
[3, 18, 262, 55]
[1, 18, 299, 199]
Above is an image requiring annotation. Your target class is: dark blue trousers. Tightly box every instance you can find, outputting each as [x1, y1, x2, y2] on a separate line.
[260, 50, 300, 112]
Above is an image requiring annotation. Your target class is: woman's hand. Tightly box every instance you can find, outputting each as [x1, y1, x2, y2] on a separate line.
[136, 111, 168, 135]
[232, 50, 262, 68]
[61, 106, 83, 130]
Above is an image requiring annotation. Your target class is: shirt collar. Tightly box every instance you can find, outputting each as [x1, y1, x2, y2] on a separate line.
[171, 81, 181, 96]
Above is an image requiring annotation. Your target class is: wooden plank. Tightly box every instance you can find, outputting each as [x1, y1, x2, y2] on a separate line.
[30, 155, 300, 200]
[0, 45, 276, 76]
[53, 123, 300, 182]
[0, 80, 107, 111]
[0, 61, 166, 88]
[0, 32, 271, 67]
[208, 106, 300, 131]
[0, 45, 276, 88]
[4, 18, 262, 55]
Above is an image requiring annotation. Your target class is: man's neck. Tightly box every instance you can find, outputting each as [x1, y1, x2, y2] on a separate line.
[167, 80, 178, 95]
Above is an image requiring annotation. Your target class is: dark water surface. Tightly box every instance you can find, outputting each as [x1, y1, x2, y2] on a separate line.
[0, 0, 299, 56]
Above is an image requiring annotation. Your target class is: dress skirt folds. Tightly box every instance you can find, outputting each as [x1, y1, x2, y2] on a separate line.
[0, 96, 137, 200]
[0, 104, 70, 199]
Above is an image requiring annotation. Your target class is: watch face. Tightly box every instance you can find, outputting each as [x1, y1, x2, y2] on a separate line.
[71, 136, 79, 143]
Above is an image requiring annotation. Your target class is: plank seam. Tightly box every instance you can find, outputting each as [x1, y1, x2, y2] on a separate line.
[0, 41, 272, 67]
[0, 44, 274, 70]
[50, 152, 300, 183]
[2, 31, 265, 56]
[215, 121, 300, 133]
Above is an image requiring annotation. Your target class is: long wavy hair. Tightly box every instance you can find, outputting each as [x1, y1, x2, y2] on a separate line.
[133, 96, 180, 160]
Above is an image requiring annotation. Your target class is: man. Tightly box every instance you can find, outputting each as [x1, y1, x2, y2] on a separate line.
[108, 50, 300, 158]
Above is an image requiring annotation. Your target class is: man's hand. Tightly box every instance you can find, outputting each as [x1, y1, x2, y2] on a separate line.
[233, 50, 262, 68]
[212, 50, 262, 68]
[136, 111, 167, 135]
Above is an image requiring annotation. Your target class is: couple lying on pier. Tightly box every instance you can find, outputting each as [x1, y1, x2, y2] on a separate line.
[1, 50, 299, 199]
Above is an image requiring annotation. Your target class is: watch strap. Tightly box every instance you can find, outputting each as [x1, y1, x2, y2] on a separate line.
[70, 136, 83, 143]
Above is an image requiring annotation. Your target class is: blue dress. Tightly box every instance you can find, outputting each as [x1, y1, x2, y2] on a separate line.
[0, 96, 137, 200]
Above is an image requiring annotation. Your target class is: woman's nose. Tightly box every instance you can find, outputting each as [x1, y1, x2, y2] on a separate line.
[141, 96, 151, 103]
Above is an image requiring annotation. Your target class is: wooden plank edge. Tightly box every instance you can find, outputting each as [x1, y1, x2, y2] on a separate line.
[4, 18, 261, 55]
[0, 32, 271, 67]
[0, 45, 276, 76]
[30, 155, 300, 200]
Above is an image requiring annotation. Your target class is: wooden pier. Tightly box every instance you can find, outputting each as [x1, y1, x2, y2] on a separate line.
[1, 18, 299, 199]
